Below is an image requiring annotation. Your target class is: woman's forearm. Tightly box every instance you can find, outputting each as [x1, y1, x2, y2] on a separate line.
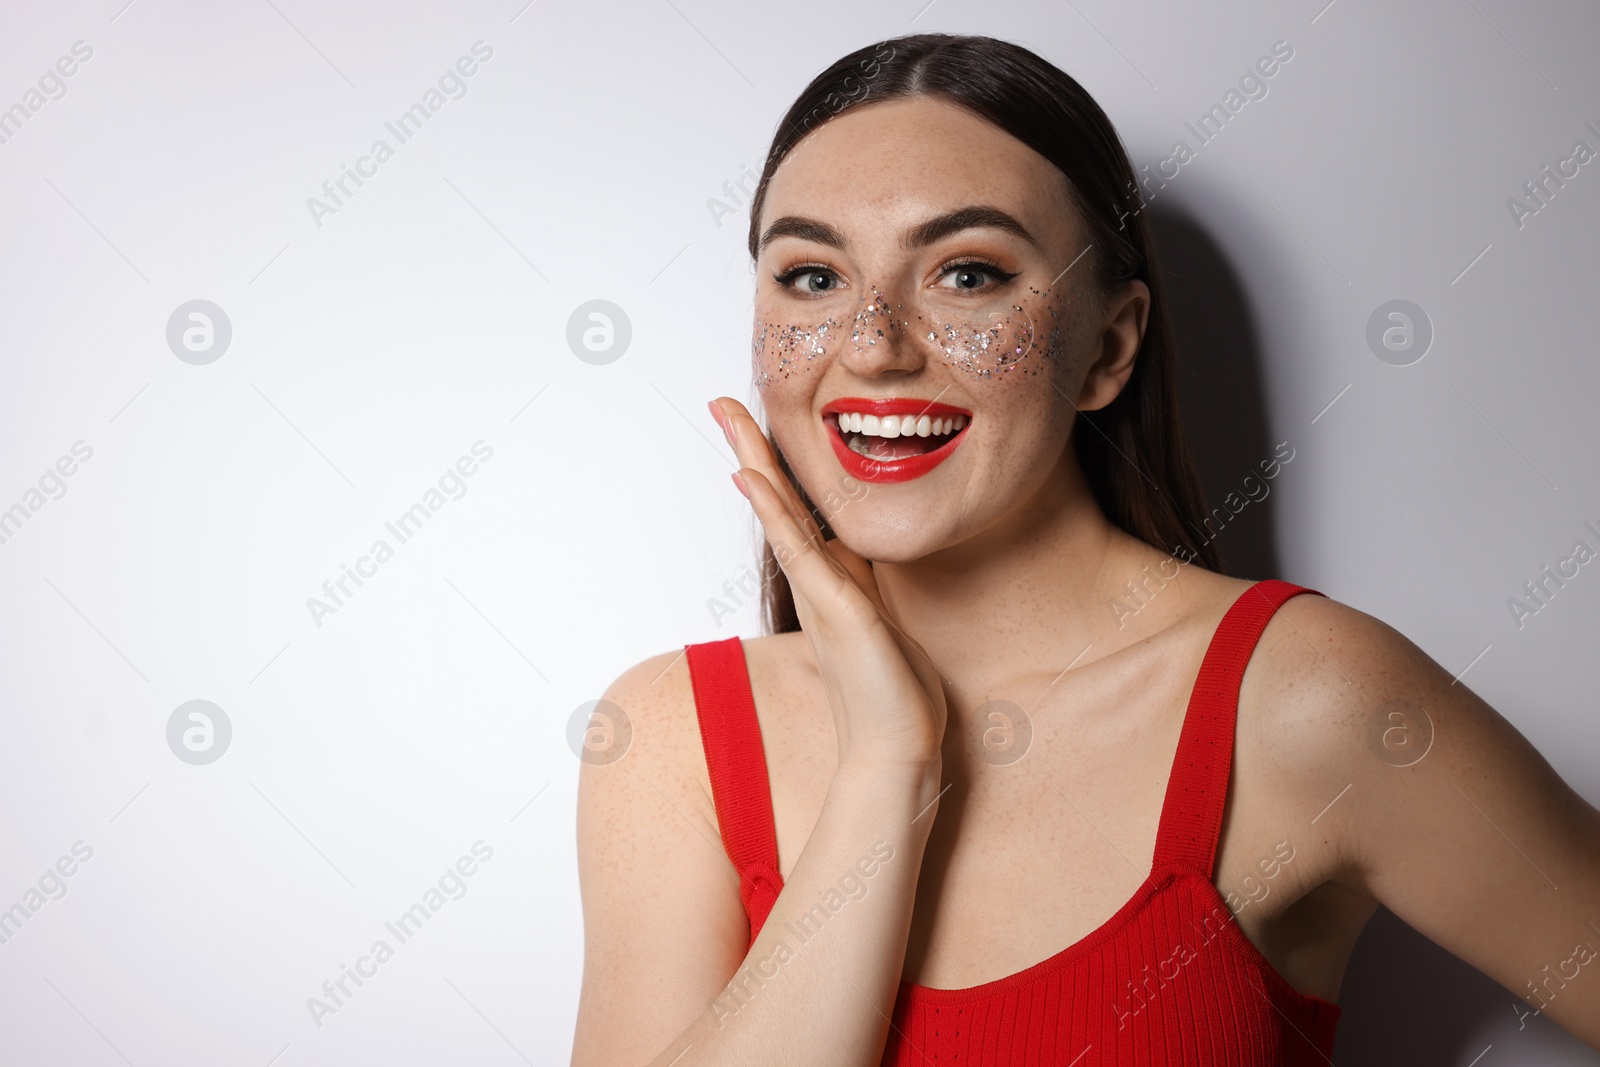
[647, 758, 944, 1067]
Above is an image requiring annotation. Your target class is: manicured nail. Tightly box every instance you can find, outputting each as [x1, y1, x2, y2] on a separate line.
[730, 471, 750, 499]
[707, 400, 734, 445]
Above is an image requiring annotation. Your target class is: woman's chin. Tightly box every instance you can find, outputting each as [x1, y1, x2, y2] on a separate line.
[823, 512, 962, 567]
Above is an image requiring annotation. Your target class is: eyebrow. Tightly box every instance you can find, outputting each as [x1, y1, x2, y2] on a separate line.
[756, 205, 1038, 255]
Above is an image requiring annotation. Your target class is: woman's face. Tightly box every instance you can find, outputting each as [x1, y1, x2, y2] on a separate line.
[752, 95, 1140, 563]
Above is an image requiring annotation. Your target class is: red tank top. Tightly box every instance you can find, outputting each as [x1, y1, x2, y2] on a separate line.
[685, 578, 1342, 1065]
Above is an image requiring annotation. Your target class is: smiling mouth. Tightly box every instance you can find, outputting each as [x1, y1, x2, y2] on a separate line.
[825, 410, 969, 461]
[818, 397, 972, 484]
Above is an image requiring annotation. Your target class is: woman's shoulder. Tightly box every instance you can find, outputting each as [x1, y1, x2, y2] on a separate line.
[627, 631, 819, 713]
[1131, 568, 1445, 800]
[591, 632, 819, 774]
[584, 647, 719, 814]
[1168, 570, 1422, 700]
[596, 645, 699, 722]
[1246, 581, 1432, 715]
[1235, 580, 1457, 802]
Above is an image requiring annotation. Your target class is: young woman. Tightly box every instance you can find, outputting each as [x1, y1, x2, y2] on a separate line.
[571, 33, 1600, 1065]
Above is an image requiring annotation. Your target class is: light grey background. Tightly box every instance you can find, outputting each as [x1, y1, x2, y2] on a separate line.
[1, 0, 1596, 1063]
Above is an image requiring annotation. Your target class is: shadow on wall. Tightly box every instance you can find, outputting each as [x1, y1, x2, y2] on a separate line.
[1152, 206, 1600, 1064]
[1151, 205, 1280, 583]
[1334, 906, 1600, 1064]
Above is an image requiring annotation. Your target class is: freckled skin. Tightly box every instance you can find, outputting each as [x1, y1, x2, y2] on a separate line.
[752, 99, 1105, 564]
[753, 294, 1067, 386]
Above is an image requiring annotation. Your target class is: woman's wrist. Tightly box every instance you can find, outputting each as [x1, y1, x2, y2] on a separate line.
[831, 755, 945, 824]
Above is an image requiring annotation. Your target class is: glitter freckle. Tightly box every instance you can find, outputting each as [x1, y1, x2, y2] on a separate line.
[755, 282, 1074, 384]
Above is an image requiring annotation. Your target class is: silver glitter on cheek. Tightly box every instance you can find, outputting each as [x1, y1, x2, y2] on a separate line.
[921, 285, 1081, 381]
[927, 303, 1036, 380]
[752, 315, 843, 385]
[750, 284, 1079, 386]
[753, 285, 905, 386]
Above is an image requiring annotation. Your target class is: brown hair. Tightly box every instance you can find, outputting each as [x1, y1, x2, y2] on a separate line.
[747, 33, 1223, 634]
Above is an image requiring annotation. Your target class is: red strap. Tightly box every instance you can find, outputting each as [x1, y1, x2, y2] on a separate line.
[1151, 579, 1325, 878]
[684, 637, 784, 947]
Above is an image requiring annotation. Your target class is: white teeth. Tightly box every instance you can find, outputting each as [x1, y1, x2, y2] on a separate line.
[835, 410, 970, 438]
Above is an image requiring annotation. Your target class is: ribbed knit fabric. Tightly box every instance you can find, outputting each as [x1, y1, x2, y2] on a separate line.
[685, 636, 784, 937]
[685, 579, 1341, 1065]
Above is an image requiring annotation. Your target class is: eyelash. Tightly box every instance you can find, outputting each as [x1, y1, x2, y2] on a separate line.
[771, 259, 1020, 294]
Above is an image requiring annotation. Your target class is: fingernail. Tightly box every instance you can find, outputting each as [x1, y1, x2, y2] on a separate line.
[730, 471, 750, 499]
[707, 400, 734, 445]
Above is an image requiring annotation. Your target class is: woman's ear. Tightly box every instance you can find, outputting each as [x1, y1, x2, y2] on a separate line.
[1077, 278, 1149, 411]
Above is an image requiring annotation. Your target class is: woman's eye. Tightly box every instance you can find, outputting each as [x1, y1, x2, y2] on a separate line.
[936, 263, 1015, 291]
[779, 268, 841, 293]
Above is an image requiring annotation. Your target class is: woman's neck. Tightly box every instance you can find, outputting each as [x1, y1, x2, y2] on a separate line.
[871, 447, 1160, 703]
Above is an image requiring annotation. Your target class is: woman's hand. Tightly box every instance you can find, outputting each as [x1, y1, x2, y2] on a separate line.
[709, 396, 948, 771]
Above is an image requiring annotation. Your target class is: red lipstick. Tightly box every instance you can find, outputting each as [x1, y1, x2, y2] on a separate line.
[820, 396, 972, 484]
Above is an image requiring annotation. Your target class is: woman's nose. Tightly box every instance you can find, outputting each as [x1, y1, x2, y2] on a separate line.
[839, 283, 924, 375]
